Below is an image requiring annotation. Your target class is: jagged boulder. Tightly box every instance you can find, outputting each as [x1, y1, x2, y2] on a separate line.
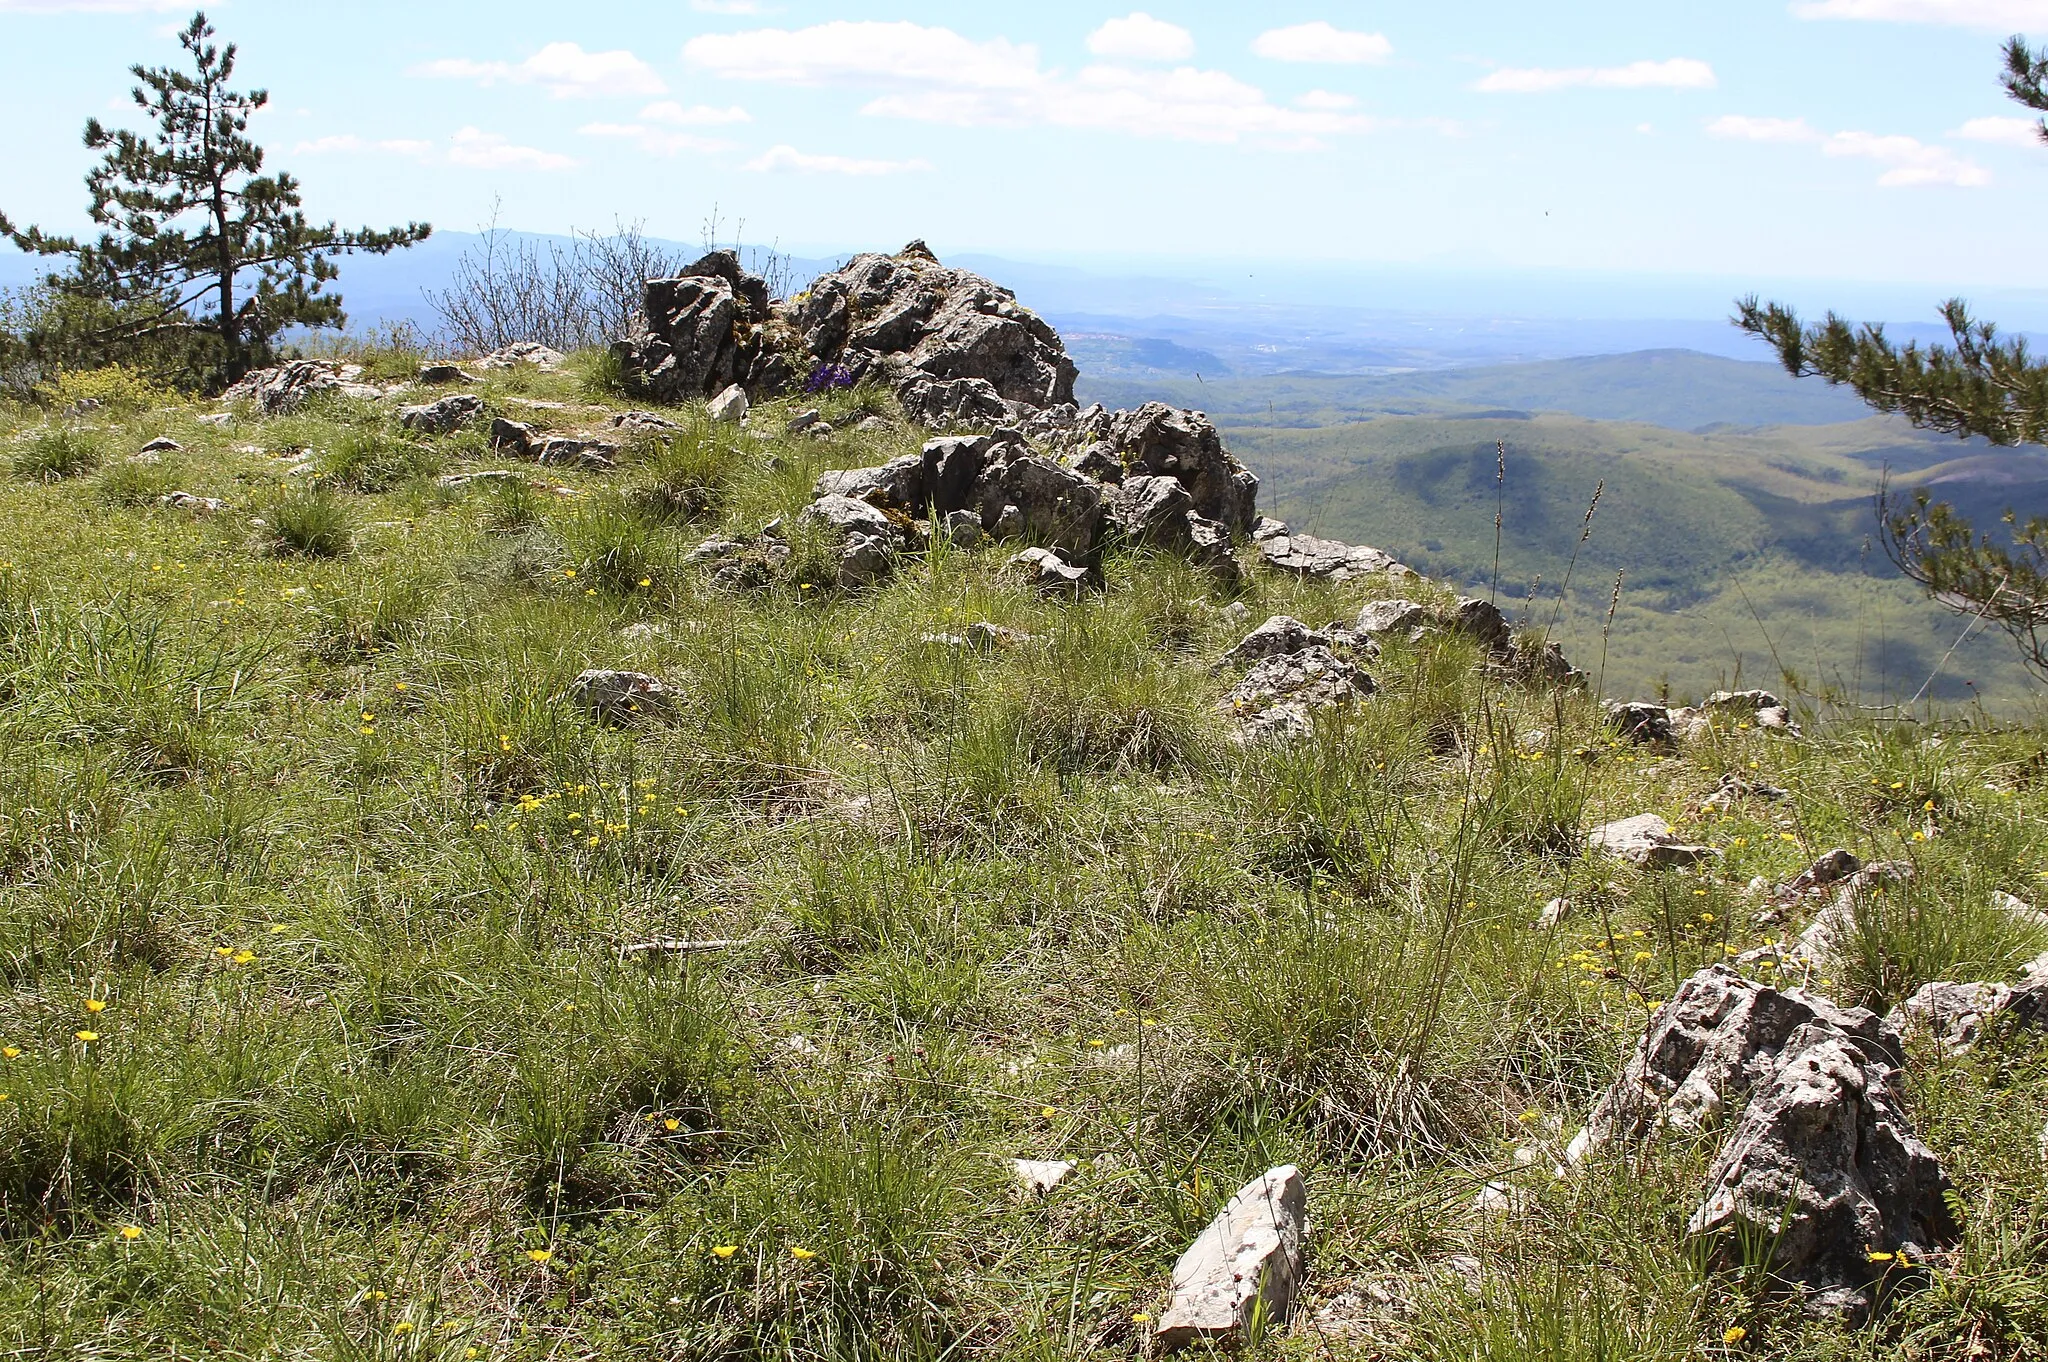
[568, 669, 675, 724]
[399, 393, 484, 434]
[794, 241, 1078, 414]
[1607, 701, 1678, 746]
[1570, 966, 1900, 1160]
[223, 359, 357, 415]
[1007, 546, 1096, 596]
[613, 250, 789, 404]
[1084, 404, 1260, 536]
[1357, 598, 1432, 639]
[475, 343, 566, 371]
[1224, 616, 1329, 667]
[799, 494, 919, 590]
[1222, 645, 1375, 744]
[1688, 1022, 1959, 1319]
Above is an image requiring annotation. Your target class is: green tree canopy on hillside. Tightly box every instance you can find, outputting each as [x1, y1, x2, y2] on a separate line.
[0, 12, 429, 388]
[1736, 34, 2048, 682]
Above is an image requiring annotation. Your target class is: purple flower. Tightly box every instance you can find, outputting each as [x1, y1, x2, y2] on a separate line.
[803, 362, 855, 395]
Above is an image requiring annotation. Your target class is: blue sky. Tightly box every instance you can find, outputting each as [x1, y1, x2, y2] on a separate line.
[7, 0, 2048, 292]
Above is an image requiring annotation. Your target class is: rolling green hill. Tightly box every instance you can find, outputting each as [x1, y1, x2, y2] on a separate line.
[1219, 410, 2048, 707]
[1079, 348, 1882, 431]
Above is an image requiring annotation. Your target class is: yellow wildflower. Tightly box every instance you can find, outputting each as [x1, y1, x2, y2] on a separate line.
[711, 1245, 739, 1259]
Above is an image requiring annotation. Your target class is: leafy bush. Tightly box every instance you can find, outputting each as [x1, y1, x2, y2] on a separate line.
[35, 364, 178, 418]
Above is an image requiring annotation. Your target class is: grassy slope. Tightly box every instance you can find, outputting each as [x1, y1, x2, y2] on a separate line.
[0, 360, 2045, 1361]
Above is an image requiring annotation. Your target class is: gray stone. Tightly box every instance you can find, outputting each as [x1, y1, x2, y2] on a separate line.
[794, 242, 1079, 412]
[814, 455, 926, 511]
[1012, 1159, 1076, 1196]
[1449, 596, 1513, 652]
[222, 359, 352, 415]
[1786, 849, 1862, 895]
[1607, 701, 1677, 746]
[1570, 967, 1899, 1160]
[532, 437, 619, 469]
[1100, 404, 1260, 535]
[708, 383, 750, 424]
[1357, 598, 1432, 638]
[1223, 646, 1375, 730]
[1223, 616, 1330, 667]
[898, 374, 1013, 429]
[1258, 531, 1408, 583]
[1688, 1021, 1959, 1317]
[980, 455, 1108, 560]
[416, 363, 476, 385]
[1109, 473, 1196, 543]
[787, 408, 823, 433]
[138, 436, 181, 454]
[475, 343, 566, 371]
[437, 470, 522, 491]
[399, 393, 484, 434]
[1797, 862, 1915, 964]
[964, 621, 1032, 651]
[1707, 689, 1785, 714]
[614, 252, 783, 402]
[489, 418, 539, 456]
[160, 491, 225, 514]
[1891, 982, 2015, 1052]
[568, 669, 675, 724]
[1156, 1166, 1307, 1351]
[1585, 814, 1718, 869]
[801, 493, 900, 543]
[1007, 546, 1095, 596]
[942, 509, 984, 546]
[610, 410, 684, 435]
[1186, 514, 1242, 587]
[834, 533, 896, 589]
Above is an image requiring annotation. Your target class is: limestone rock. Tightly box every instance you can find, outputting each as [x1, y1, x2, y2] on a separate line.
[475, 343, 566, 371]
[1585, 814, 1718, 868]
[610, 410, 684, 436]
[1012, 1159, 1077, 1197]
[222, 359, 352, 415]
[1891, 981, 2015, 1052]
[1096, 404, 1260, 535]
[1785, 849, 1861, 895]
[1223, 616, 1329, 667]
[489, 418, 539, 456]
[1007, 546, 1096, 596]
[532, 436, 619, 469]
[568, 669, 675, 724]
[399, 393, 485, 434]
[1357, 598, 1432, 639]
[1606, 701, 1677, 746]
[1687, 1022, 1959, 1318]
[794, 243, 1078, 413]
[1449, 596, 1513, 652]
[138, 436, 181, 454]
[1257, 530, 1407, 583]
[160, 491, 226, 514]
[614, 251, 786, 402]
[898, 374, 1013, 429]
[708, 383, 750, 424]
[416, 363, 476, 385]
[1570, 965, 1899, 1161]
[1155, 1166, 1307, 1351]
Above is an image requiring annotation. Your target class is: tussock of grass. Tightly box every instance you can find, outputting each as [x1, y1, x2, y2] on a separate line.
[0, 348, 2044, 1359]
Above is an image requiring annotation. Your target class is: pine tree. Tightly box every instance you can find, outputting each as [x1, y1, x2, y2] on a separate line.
[0, 12, 429, 387]
[1735, 35, 2048, 682]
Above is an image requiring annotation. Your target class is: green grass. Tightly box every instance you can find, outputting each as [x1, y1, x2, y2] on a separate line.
[0, 355, 2044, 1360]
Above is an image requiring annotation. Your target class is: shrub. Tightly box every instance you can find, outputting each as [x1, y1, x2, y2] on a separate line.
[34, 364, 178, 418]
[9, 426, 103, 481]
[263, 484, 353, 557]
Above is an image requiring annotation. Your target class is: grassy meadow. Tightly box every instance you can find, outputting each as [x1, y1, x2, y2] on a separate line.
[0, 353, 2045, 1360]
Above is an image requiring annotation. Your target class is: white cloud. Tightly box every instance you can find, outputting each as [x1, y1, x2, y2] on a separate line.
[1707, 114, 1821, 141]
[447, 127, 578, 172]
[1710, 113, 1989, 185]
[1825, 129, 1991, 185]
[579, 122, 733, 156]
[687, 20, 1371, 146]
[1956, 114, 2043, 147]
[1087, 13, 1195, 62]
[1792, 0, 2048, 28]
[641, 100, 752, 125]
[691, 0, 770, 11]
[1252, 22, 1393, 65]
[1295, 89, 1358, 111]
[414, 43, 667, 100]
[1476, 58, 1716, 93]
[744, 144, 933, 175]
[684, 21, 1040, 90]
[293, 135, 436, 159]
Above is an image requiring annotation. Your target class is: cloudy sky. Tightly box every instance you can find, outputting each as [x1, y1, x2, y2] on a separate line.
[6, 0, 2048, 288]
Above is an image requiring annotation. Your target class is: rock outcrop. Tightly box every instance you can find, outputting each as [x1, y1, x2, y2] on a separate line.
[568, 670, 675, 724]
[612, 250, 791, 404]
[1586, 814, 1718, 868]
[399, 394, 484, 435]
[222, 359, 380, 415]
[794, 241, 1078, 416]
